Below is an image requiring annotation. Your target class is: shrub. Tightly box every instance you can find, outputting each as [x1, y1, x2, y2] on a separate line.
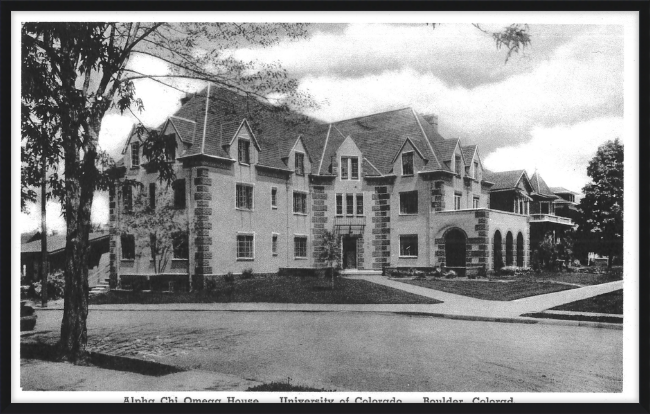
[241, 268, 254, 279]
[29, 271, 65, 300]
[205, 278, 218, 292]
[224, 272, 235, 284]
[443, 269, 457, 279]
[499, 266, 518, 276]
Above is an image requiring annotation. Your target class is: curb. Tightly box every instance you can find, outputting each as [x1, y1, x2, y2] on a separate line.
[35, 306, 623, 330]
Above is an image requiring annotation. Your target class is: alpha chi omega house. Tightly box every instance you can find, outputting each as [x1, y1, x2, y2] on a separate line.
[108, 84, 573, 290]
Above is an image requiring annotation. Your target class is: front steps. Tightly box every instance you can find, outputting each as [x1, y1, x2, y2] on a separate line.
[89, 278, 110, 295]
[340, 269, 383, 277]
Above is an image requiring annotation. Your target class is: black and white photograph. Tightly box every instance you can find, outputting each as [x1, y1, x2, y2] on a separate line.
[11, 8, 643, 405]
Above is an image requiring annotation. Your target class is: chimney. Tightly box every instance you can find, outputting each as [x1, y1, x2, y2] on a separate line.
[180, 92, 194, 106]
[422, 114, 438, 132]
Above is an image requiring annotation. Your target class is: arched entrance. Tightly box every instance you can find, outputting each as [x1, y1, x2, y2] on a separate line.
[493, 231, 503, 270]
[516, 232, 524, 267]
[445, 229, 466, 268]
[505, 232, 514, 266]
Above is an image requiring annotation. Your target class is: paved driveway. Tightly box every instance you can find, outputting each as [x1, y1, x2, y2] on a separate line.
[29, 310, 622, 392]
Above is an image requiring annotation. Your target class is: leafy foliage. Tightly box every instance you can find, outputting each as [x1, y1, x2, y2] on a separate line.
[116, 184, 188, 274]
[576, 139, 623, 267]
[318, 229, 342, 289]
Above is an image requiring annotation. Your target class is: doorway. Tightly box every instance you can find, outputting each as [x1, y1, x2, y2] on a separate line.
[445, 229, 466, 268]
[342, 236, 357, 269]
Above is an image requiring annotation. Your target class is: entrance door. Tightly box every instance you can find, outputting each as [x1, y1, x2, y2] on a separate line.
[445, 229, 466, 267]
[342, 237, 357, 269]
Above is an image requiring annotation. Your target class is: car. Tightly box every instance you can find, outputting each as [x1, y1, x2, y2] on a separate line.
[20, 300, 37, 331]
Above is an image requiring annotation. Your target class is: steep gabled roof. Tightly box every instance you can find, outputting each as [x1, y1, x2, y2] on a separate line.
[168, 116, 196, 144]
[21, 233, 109, 254]
[461, 145, 477, 165]
[530, 172, 556, 197]
[433, 139, 460, 164]
[483, 169, 528, 191]
[549, 186, 579, 195]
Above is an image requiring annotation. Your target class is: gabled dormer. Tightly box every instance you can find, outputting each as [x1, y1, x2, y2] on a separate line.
[335, 136, 362, 181]
[287, 135, 313, 176]
[451, 140, 464, 177]
[225, 119, 261, 165]
[392, 136, 427, 176]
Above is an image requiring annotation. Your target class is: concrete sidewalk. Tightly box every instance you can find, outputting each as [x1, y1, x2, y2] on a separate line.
[31, 277, 623, 329]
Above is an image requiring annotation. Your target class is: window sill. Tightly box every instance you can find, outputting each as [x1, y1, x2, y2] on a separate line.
[272, 206, 278, 210]
[402, 174, 414, 177]
[171, 258, 189, 262]
[130, 166, 140, 170]
[398, 256, 418, 259]
[398, 213, 419, 216]
[239, 162, 251, 166]
[295, 173, 305, 176]
[236, 208, 254, 212]
[293, 212, 308, 216]
[236, 258, 254, 261]
[294, 257, 308, 260]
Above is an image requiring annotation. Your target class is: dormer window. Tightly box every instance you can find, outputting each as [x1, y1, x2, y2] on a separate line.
[455, 155, 461, 175]
[340, 157, 359, 180]
[295, 152, 305, 176]
[238, 140, 250, 164]
[402, 152, 414, 176]
[131, 142, 140, 167]
[473, 161, 479, 179]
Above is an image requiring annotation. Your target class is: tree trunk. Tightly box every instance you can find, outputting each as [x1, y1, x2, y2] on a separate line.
[41, 160, 48, 307]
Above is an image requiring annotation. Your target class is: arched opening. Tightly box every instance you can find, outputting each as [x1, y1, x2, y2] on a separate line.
[493, 231, 503, 270]
[445, 229, 466, 268]
[505, 232, 514, 266]
[516, 232, 524, 267]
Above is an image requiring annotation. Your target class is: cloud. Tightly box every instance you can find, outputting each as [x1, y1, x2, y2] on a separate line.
[483, 116, 624, 193]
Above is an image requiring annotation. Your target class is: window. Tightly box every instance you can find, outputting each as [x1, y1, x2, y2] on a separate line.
[294, 237, 307, 258]
[173, 179, 186, 209]
[271, 187, 277, 209]
[346, 194, 354, 216]
[172, 232, 189, 259]
[236, 234, 254, 259]
[150, 234, 157, 260]
[454, 192, 462, 210]
[164, 134, 176, 161]
[402, 152, 414, 175]
[236, 184, 253, 210]
[295, 152, 305, 176]
[121, 234, 135, 260]
[356, 194, 364, 216]
[473, 196, 480, 209]
[149, 183, 156, 210]
[293, 192, 307, 214]
[238, 140, 250, 164]
[473, 161, 479, 179]
[519, 200, 524, 215]
[123, 185, 133, 213]
[272, 234, 278, 256]
[340, 157, 359, 180]
[541, 202, 550, 215]
[400, 235, 418, 257]
[455, 155, 461, 175]
[336, 194, 343, 216]
[131, 142, 140, 167]
[399, 191, 418, 215]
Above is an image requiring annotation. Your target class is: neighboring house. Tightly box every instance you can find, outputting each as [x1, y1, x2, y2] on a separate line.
[549, 186, 581, 221]
[108, 84, 541, 289]
[20, 232, 110, 287]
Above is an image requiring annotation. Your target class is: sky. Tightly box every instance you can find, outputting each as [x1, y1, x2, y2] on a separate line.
[21, 22, 625, 234]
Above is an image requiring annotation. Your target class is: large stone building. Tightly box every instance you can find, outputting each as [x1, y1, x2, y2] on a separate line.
[109, 84, 572, 289]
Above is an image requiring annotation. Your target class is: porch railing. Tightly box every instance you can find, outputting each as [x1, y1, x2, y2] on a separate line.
[529, 214, 573, 225]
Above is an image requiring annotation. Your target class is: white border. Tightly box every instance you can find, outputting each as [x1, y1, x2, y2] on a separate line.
[12, 10, 640, 404]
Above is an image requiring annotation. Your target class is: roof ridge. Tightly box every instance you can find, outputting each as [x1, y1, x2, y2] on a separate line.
[411, 108, 441, 169]
[331, 106, 413, 125]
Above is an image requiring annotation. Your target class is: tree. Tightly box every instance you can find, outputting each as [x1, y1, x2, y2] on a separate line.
[318, 229, 342, 290]
[21, 22, 313, 362]
[576, 139, 624, 268]
[116, 184, 188, 275]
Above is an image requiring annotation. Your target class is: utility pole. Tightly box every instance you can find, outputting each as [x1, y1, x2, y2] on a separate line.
[40, 155, 48, 307]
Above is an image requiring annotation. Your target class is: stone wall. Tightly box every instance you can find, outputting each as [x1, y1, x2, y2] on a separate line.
[194, 167, 213, 279]
[371, 186, 391, 269]
[311, 184, 329, 266]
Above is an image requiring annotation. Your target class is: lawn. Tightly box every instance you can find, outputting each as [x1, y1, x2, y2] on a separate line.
[89, 275, 442, 305]
[550, 289, 623, 314]
[398, 279, 576, 301]
[532, 271, 623, 286]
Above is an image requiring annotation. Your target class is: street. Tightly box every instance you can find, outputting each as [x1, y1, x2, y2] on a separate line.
[28, 310, 622, 392]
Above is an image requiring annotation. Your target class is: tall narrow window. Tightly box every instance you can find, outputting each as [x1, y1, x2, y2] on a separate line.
[295, 152, 305, 176]
[473, 161, 479, 179]
[236, 234, 254, 259]
[473, 196, 480, 209]
[541, 202, 549, 215]
[340, 157, 349, 180]
[272, 234, 278, 256]
[236, 184, 254, 210]
[402, 152, 414, 175]
[351, 157, 359, 180]
[173, 179, 186, 209]
[172, 232, 189, 259]
[271, 187, 277, 209]
[346, 194, 354, 216]
[455, 155, 461, 175]
[356, 193, 364, 215]
[454, 192, 462, 210]
[238, 140, 250, 164]
[131, 142, 140, 167]
[123, 185, 133, 213]
[120, 234, 135, 260]
[294, 237, 307, 258]
[336, 194, 343, 215]
[149, 183, 156, 210]
[293, 192, 307, 214]
[399, 191, 418, 214]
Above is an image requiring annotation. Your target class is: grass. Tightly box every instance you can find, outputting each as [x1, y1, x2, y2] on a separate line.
[532, 271, 623, 286]
[550, 289, 623, 314]
[89, 275, 442, 305]
[247, 381, 334, 392]
[399, 278, 576, 301]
